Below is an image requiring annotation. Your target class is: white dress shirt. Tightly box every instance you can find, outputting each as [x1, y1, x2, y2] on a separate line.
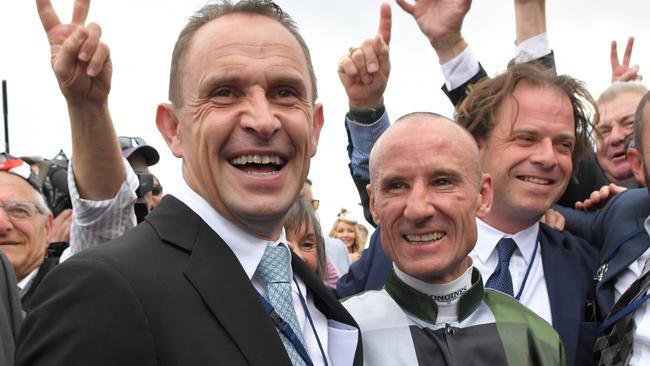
[470, 219, 553, 324]
[174, 180, 355, 366]
[612, 216, 650, 365]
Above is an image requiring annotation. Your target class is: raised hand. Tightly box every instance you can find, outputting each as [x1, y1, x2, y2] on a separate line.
[395, 0, 471, 45]
[611, 37, 642, 83]
[337, 3, 391, 109]
[36, 0, 112, 106]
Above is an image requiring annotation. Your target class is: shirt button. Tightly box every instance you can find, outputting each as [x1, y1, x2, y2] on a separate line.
[445, 324, 454, 335]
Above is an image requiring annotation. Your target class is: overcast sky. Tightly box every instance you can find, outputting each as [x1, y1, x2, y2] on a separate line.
[2, 0, 649, 237]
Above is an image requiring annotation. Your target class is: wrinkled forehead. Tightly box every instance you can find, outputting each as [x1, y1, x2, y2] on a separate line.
[181, 14, 313, 92]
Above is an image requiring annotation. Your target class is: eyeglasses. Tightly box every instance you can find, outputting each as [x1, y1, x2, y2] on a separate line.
[119, 136, 147, 150]
[0, 201, 44, 220]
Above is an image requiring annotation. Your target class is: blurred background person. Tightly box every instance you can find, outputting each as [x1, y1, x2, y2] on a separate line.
[301, 179, 351, 277]
[329, 209, 363, 262]
[284, 198, 339, 288]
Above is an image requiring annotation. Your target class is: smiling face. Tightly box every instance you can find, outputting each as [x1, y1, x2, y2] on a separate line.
[333, 221, 357, 251]
[368, 116, 492, 284]
[479, 82, 575, 233]
[158, 14, 323, 240]
[0, 172, 52, 281]
[596, 90, 644, 184]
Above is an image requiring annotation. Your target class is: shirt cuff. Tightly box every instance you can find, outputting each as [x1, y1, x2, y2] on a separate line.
[514, 32, 551, 64]
[345, 110, 390, 180]
[441, 47, 481, 91]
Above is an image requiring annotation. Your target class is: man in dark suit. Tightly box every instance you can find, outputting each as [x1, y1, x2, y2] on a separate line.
[17, 1, 361, 365]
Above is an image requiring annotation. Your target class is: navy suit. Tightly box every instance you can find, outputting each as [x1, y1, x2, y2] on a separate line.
[558, 188, 650, 316]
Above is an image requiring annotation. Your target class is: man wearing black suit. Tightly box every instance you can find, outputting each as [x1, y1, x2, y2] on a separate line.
[17, 1, 361, 365]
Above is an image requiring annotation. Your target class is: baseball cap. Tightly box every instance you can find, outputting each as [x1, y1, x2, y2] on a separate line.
[119, 136, 160, 167]
[0, 153, 42, 192]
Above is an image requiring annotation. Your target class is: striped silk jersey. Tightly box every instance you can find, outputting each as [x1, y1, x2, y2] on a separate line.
[343, 268, 566, 366]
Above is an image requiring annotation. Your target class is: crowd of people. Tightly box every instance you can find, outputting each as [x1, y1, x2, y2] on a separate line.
[1, 0, 650, 365]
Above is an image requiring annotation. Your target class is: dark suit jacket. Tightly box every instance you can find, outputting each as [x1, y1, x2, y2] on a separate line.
[557, 188, 650, 316]
[16, 195, 362, 365]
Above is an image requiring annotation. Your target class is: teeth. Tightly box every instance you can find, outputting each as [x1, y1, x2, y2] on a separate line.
[230, 155, 284, 166]
[405, 232, 446, 243]
[520, 176, 550, 185]
[245, 170, 280, 176]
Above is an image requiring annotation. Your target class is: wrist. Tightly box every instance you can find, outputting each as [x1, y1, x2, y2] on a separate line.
[432, 36, 468, 65]
[348, 103, 385, 124]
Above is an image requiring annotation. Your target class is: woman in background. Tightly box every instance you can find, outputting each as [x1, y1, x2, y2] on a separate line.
[284, 199, 339, 288]
[329, 209, 363, 262]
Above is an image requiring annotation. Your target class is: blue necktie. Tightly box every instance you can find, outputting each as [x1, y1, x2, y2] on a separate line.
[257, 245, 307, 366]
[485, 238, 518, 297]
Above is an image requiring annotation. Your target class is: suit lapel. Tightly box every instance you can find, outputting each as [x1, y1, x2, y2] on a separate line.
[539, 227, 581, 354]
[147, 196, 291, 366]
[597, 228, 649, 314]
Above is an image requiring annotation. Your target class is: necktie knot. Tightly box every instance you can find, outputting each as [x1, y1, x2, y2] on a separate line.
[258, 244, 291, 284]
[496, 238, 518, 265]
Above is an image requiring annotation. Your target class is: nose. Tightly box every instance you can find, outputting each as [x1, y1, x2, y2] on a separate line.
[240, 90, 281, 140]
[0, 208, 13, 235]
[530, 138, 558, 169]
[403, 181, 435, 224]
[608, 124, 629, 146]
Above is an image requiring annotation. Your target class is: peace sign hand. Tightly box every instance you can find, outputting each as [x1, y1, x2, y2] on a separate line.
[36, 0, 112, 106]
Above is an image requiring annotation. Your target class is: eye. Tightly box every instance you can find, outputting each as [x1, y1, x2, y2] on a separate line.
[5, 202, 34, 219]
[432, 178, 452, 186]
[387, 181, 407, 191]
[277, 88, 297, 98]
[300, 241, 317, 252]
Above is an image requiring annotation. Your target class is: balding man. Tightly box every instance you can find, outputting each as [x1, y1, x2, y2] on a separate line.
[344, 113, 565, 365]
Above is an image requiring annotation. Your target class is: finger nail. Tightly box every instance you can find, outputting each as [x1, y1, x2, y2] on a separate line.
[362, 75, 372, 84]
[87, 66, 97, 77]
[79, 52, 89, 62]
[368, 63, 378, 73]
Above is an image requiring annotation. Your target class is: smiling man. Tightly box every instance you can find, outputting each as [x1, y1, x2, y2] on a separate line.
[17, 1, 361, 365]
[343, 113, 566, 365]
[455, 62, 600, 366]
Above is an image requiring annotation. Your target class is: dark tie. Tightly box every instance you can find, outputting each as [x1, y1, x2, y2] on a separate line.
[594, 258, 650, 366]
[485, 238, 518, 297]
[257, 245, 307, 366]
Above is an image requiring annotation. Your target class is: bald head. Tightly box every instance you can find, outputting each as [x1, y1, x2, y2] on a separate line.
[366, 112, 492, 284]
[369, 113, 482, 188]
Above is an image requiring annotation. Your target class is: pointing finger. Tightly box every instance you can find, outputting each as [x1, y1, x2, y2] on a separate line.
[622, 36, 635, 67]
[378, 3, 392, 45]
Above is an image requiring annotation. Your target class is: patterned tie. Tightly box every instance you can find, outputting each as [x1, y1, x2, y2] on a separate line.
[257, 245, 307, 366]
[485, 238, 518, 297]
[594, 257, 650, 366]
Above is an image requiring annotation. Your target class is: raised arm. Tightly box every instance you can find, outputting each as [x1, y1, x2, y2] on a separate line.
[338, 3, 392, 226]
[37, 0, 123, 200]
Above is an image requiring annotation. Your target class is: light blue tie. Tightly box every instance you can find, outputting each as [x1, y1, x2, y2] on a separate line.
[257, 245, 307, 366]
[485, 238, 518, 297]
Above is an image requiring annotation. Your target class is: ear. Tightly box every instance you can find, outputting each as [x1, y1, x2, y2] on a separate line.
[627, 147, 646, 186]
[156, 103, 183, 158]
[366, 183, 380, 225]
[309, 103, 324, 157]
[476, 173, 493, 218]
[42, 213, 54, 243]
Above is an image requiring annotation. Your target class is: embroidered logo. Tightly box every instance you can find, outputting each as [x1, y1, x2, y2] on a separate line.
[431, 287, 467, 304]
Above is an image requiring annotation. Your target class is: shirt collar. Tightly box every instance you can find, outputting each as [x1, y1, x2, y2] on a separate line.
[18, 267, 39, 297]
[475, 218, 539, 265]
[174, 179, 288, 281]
